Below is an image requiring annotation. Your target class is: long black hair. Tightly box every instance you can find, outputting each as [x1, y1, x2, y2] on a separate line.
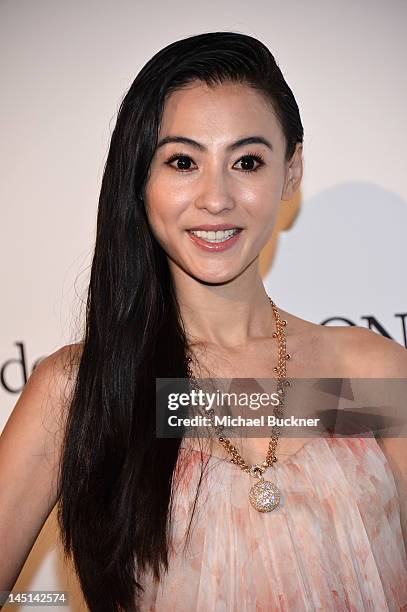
[57, 31, 304, 611]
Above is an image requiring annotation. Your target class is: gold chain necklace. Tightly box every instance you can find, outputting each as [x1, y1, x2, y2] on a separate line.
[185, 296, 291, 513]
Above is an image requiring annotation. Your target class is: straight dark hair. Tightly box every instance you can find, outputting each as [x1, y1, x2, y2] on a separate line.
[57, 31, 304, 611]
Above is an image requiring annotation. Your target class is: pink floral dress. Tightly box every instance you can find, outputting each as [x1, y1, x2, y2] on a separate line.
[138, 436, 407, 611]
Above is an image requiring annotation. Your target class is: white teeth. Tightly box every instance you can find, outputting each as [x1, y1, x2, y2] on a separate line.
[189, 228, 240, 243]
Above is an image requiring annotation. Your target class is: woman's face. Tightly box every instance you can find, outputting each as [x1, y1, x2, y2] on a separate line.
[144, 80, 302, 284]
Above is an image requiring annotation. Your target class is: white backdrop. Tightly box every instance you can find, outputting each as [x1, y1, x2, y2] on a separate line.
[1, 0, 406, 609]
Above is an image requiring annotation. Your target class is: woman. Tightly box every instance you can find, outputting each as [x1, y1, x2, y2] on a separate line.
[1, 31, 406, 611]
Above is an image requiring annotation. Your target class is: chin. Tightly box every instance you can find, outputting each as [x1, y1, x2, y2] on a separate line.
[188, 267, 244, 286]
[168, 251, 253, 285]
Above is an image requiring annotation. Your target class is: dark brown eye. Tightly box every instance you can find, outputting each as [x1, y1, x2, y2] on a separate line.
[165, 154, 196, 172]
[176, 156, 192, 170]
[234, 154, 264, 173]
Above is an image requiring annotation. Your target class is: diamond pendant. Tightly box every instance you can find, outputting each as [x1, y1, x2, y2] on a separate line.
[249, 479, 281, 512]
[248, 466, 281, 512]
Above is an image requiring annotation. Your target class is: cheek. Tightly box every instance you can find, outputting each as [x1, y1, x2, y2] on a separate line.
[144, 190, 163, 237]
[145, 173, 191, 224]
[242, 179, 282, 222]
[145, 176, 166, 221]
[242, 183, 283, 249]
[144, 187, 184, 250]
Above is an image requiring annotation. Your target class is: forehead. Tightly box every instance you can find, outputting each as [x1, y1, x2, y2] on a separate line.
[159, 80, 284, 146]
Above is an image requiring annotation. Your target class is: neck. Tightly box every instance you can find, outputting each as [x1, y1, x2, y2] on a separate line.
[169, 259, 277, 349]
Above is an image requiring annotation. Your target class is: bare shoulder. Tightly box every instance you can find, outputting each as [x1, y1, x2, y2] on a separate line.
[279, 308, 407, 378]
[0, 341, 84, 501]
[38, 341, 83, 373]
[16, 342, 84, 434]
[33, 342, 83, 403]
[319, 325, 407, 378]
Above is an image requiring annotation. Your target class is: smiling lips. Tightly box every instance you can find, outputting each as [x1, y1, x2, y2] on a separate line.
[187, 224, 243, 252]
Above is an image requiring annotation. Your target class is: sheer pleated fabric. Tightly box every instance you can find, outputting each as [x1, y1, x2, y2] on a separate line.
[138, 436, 407, 611]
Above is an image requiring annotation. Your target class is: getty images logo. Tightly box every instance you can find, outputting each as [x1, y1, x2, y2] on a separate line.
[1, 313, 407, 395]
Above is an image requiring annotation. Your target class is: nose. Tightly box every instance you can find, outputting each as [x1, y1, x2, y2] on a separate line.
[193, 164, 236, 214]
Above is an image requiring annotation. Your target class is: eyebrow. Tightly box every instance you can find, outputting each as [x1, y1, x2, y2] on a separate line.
[156, 135, 273, 152]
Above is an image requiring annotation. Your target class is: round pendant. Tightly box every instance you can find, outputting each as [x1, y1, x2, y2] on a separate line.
[249, 480, 281, 512]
